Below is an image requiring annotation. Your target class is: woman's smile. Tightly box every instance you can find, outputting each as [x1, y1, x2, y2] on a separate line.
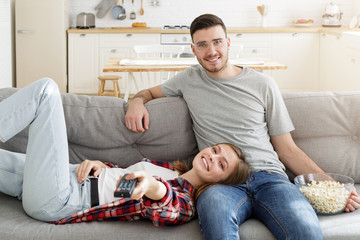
[202, 157, 209, 171]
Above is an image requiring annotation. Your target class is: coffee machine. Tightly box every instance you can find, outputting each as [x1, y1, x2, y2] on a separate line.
[322, 2, 343, 27]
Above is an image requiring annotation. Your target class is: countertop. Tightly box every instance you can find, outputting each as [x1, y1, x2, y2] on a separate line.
[67, 26, 360, 36]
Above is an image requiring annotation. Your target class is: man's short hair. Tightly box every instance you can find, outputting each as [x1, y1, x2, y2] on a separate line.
[190, 14, 227, 40]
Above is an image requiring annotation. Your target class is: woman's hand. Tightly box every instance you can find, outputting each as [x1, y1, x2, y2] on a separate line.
[345, 188, 360, 212]
[116, 171, 167, 201]
[76, 159, 108, 183]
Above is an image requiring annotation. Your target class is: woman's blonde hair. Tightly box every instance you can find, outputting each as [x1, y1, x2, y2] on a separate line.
[173, 143, 251, 200]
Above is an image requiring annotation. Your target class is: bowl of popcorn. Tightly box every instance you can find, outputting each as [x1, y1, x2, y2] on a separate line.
[294, 173, 354, 215]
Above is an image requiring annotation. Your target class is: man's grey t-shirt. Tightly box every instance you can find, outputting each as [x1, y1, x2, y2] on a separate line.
[161, 65, 294, 176]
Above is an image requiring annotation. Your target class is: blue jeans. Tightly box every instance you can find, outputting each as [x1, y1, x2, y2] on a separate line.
[0, 78, 91, 222]
[197, 171, 322, 240]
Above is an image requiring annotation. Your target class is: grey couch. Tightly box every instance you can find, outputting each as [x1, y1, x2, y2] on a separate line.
[0, 88, 360, 239]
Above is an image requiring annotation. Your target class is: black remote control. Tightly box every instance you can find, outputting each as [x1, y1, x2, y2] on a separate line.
[114, 173, 138, 198]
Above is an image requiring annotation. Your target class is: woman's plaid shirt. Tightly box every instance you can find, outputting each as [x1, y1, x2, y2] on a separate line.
[53, 159, 196, 226]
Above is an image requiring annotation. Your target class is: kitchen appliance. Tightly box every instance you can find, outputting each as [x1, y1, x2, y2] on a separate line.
[16, 0, 70, 92]
[76, 12, 96, 29]
[322, 2, 343, 27]
[160, 25, 194, 58]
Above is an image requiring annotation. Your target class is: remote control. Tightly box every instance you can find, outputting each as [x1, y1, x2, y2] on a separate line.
[114, 173, 138, 198]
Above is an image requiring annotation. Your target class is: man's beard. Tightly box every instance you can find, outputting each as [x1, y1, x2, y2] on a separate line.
[197, 52, 229, 73]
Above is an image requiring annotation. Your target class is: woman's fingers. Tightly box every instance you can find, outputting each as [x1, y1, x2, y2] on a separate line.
[76, 160, 96, 183]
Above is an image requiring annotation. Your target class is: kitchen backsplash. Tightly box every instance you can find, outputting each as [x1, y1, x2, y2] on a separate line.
[71, 0, 356, 28]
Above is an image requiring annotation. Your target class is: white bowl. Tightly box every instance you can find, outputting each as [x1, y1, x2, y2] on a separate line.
[294, 173, 354, 215]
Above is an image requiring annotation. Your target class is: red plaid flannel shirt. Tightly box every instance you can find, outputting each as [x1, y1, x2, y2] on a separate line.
[53, 159, 196, 226]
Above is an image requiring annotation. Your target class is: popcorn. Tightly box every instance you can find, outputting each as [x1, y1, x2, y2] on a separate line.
[299, 180, 351, 214]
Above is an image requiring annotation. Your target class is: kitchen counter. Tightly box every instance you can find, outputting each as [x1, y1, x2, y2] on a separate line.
[67, 26, 360, 35]
[319, 27, 360, 36]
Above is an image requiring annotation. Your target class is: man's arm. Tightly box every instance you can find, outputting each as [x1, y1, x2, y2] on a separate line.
[271, 132, 360, 212]
[125, 85, 165, 133]
[270, 132, 324, 175]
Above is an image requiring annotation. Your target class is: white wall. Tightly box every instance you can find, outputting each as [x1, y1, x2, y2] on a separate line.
[71, 0, 354, 28]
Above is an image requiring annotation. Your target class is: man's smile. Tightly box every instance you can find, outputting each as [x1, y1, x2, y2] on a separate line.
[206, 56, 220, 63]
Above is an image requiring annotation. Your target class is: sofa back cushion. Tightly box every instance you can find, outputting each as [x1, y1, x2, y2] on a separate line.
[62, 94, 198, 166]
[283, 92, 360, 183]
[0, 88, 198, 167]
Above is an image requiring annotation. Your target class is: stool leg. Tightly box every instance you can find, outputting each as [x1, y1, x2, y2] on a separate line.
[115, 81, 120, 98]
[112, 80, 117, 97]
[112, 80, 120, 98]
[98, 79, 105, 96]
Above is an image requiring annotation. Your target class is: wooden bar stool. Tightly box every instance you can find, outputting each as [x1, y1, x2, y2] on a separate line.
[98, 75, 121, 97]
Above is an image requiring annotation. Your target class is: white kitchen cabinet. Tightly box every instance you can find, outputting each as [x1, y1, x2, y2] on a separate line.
[68, 33, 99, 94]
[271, 33, 319, 91]
[68, 33, 160, 95]
[342, 49, 360, 90]
[229, 33, 272, 59]
[99, 38, 132, 95]
[229, 33, 273, 77]
[99, 34, 160, 95]
[229, 32, 319, 91]
[320, 33, 360, 91]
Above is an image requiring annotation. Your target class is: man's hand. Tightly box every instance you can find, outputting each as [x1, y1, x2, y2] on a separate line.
[125, 98, 149, 133]
[76, 160, 108, 183]
[124, 86, 165, 133]
[345, 188, 360, 212]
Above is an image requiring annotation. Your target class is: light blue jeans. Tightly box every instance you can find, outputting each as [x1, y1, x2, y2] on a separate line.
[0, 78, 91, 222]
[197, 171, 323, 240]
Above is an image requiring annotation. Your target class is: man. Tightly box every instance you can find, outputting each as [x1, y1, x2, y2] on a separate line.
[125, 14, 359, 239]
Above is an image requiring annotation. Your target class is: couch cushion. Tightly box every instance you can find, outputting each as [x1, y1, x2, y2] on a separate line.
[62, 93, 198, 166]
[0, 88, 198, 167]
[0, 193, 203, 240]
[283, 92, 360, 183]
[1, 186, 359, 239]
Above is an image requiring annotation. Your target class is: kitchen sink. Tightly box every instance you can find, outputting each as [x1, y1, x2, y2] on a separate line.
[341, 32, 360, 50]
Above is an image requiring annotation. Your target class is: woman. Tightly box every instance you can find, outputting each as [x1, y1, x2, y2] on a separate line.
[0, 78, 250, 226]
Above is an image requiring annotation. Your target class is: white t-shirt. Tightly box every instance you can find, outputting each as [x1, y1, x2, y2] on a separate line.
[97, 162, 179, 205]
